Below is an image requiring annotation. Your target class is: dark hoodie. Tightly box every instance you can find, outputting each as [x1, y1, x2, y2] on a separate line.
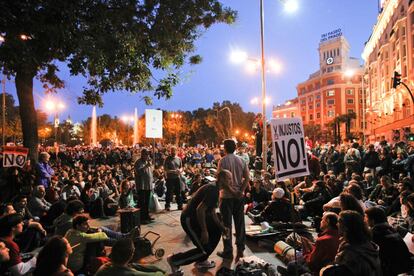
[371, 223, 411, 276]
[335, 240, 382, 276]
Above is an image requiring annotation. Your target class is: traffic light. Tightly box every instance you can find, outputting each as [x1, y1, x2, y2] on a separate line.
[392, 71, 401, 89]
[408, 133, 414, 142]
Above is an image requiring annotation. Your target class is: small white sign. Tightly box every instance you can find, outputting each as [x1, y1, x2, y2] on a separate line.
[145, 109, 163, 138]
[270, 118, 309, 180]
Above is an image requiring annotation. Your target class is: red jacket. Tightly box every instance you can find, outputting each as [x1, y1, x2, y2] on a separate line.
[304, 228, 340, 274]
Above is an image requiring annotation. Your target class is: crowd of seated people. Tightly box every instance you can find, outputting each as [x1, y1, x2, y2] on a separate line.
[0, 139, 412, 275]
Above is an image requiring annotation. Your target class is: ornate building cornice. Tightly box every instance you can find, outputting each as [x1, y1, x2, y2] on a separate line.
[362, 0, 399, 61]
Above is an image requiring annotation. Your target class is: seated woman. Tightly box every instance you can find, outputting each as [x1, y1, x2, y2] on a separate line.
[249, 188, 293, 223]
[339, 193, 364, 216]
[33, 236, 74, 276]
[322, 210, 381, 276]
[118, 180, 137, 209]
[278, 212, 340, 276]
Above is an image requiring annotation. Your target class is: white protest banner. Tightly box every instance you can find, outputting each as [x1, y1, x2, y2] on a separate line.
[270, 118, 309, 180]
[145, 109, 163, 138]
[2, 146, 29, 168]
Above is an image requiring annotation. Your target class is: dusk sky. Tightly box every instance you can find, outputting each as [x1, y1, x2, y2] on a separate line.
[6, 0, 379, 123]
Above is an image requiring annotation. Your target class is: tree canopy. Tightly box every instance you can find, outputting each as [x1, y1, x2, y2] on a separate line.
[0, 0, 236, 160]
[82, 101, 256, 146]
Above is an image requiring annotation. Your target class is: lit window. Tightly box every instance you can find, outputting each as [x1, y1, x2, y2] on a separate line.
[346, 89, 354, 95]
[328, 110, 335, 117]
[327, 90, 335, 96]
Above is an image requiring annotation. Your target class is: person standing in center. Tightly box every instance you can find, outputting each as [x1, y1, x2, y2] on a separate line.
[135, 148, 154, 224]
[164, 146, 183, 211]
[217, 139, 250, 261]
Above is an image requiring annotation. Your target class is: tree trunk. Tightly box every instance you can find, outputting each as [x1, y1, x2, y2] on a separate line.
[15, 69, 38, 163]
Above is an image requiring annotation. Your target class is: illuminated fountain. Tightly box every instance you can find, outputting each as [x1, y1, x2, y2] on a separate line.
[91, 106, 97, 146]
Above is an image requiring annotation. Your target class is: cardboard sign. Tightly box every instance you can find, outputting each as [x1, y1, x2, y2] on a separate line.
[2, 146, 29, 168]
[270, 118, 309, 180]
[145, 109, 163, 138]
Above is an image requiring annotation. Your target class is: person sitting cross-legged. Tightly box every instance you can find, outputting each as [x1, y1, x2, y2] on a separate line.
[249, 188, 293, 224]
[278, 212, 340, 276]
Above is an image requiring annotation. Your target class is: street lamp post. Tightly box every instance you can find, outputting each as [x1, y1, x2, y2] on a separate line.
[259, 0, 268, 175]
[2, 76, 5, 146]
[45, 99, 65, 144]
[171, 113, 183, 145]
[230, 0, 297, 175]
[362, 70, 366, 146]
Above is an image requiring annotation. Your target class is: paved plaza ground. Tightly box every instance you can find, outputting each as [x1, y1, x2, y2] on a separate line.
[89, 203, 287, 275]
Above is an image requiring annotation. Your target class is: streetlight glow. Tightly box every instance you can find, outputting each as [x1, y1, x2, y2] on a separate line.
[268, 59, 282, 74]
[45, 101, 55, 111]
[251, 96, 271, 105]
[245, 59, 260, 74]
[20, 34, 30, 41]
[250, 97, 259, 105]
[230, 50, 248, 64]
[44, 99, 65, 112]
[283, 0, 299, 13]
[344, 69, 355, 78]
[121, 115, 134, 123]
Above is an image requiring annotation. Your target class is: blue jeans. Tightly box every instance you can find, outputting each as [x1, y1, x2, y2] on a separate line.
[101, 226, 128, 245]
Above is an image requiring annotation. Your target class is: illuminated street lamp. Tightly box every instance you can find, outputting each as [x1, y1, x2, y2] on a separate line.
[251, 96, 271, 105]
[170, 112, 183, 145]
[229, 0, 298, 174]
[230, 51, 282, 76]
[256, 0, 298, 174]
[44, 99, 65, 144]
